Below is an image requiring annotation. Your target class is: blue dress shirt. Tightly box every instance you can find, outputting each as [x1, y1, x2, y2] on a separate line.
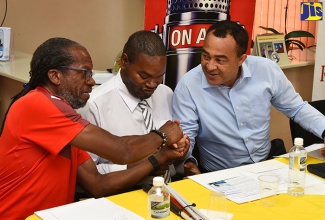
[172, 55, 325, 172]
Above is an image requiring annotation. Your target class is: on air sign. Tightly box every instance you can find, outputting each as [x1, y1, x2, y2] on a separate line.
[167, 24, 212, 50]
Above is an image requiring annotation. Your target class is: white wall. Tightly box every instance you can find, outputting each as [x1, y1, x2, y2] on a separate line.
[312, 20, 325, 101]
[0, 0, 145, 70]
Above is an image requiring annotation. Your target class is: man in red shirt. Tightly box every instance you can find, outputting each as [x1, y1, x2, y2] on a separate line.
[0, 37, 189, 220]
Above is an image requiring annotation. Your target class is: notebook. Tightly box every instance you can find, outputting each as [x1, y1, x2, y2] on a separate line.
[307, 162, 325, 179]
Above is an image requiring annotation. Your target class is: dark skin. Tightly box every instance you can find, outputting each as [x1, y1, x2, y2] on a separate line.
[119, 52, 190, 173]
[44, 46, 189, 196]
[120, 52, 165, 100]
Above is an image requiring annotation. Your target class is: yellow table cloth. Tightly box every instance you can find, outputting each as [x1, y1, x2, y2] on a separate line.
[26, 157, 325, 219]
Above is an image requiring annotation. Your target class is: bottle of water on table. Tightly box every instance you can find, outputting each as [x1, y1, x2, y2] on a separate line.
[148, 176, 170, 219]
[288, 137, 307, 196]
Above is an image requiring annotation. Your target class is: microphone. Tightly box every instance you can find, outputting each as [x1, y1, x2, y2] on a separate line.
[159, 0, 232, 90]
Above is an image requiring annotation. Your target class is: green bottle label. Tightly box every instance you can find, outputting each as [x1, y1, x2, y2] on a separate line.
[150, 200, 170, 218]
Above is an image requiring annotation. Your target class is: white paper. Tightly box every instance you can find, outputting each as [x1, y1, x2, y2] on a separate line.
[208, 175, 260, 203]
[35, 198, 144, 220]
[307, 143, 325, 160]
[238, 159, 287, 173]
[275, 143, 325, 159]
[199, 209, 234, 220]
[189, 160, 325, 204]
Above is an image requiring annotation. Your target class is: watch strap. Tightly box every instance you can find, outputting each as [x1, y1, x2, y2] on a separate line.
[148, 155, 160, 171]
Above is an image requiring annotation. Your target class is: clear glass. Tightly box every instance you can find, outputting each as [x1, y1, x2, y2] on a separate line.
[207, 191, 228, 219]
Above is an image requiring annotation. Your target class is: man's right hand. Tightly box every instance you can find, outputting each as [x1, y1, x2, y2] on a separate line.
[154, 136, 190, 167]
[183, 161, 201, 177]
[159, 120, 183, 147]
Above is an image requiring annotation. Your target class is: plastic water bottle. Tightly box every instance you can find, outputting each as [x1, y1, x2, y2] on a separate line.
[288, 137, 307, 196]
[148, 176, 170, 219]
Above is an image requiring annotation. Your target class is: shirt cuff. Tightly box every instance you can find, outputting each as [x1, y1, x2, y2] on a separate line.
[185, 157, 198, 166]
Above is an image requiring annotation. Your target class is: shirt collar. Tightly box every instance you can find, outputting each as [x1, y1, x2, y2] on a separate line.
[115, 70, 153, 112]
[241, 60, 251, 79]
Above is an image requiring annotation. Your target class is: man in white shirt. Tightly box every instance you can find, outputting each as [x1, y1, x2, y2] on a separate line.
[78, 30, 187, 190]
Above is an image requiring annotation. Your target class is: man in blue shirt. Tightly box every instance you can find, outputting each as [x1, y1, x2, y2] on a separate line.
[172, 20, 325, 174]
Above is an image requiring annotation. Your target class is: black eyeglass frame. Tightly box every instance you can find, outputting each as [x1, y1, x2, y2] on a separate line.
[59, 66, 93, 81]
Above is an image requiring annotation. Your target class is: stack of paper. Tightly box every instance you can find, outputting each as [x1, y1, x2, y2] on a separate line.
[35, 198, 144, 220]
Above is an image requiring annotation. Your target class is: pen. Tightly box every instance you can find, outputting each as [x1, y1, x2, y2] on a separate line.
[170, 195, 192, 217]
[170, 200, 192, 220]
[166, 184, 203, 220]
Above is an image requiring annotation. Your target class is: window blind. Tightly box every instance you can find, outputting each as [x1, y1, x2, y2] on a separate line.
[252, 0, 317, 49]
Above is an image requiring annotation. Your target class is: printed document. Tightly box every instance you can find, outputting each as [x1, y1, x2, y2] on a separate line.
[189, 160, 325, 204]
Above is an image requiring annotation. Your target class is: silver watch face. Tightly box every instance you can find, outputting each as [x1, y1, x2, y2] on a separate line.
[161, 132, 168, 146]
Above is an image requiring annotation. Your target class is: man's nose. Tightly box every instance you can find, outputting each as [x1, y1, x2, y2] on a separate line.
[86, 76, 96, 86]
[146, 79, 160, 88]
[206, 61, 217, 71]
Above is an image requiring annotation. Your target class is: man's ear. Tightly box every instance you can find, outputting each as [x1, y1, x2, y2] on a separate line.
[120, 53, 129, 69]
[48, 69, 61, 86]
[238, 54, 247, 67]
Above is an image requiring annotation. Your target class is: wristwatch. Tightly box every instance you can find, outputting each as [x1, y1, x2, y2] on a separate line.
[150, 129, 168, 148]
[148, 155, 160, 171]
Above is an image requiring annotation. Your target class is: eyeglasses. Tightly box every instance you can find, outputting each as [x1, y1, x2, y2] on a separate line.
[59, 66, 93, 81]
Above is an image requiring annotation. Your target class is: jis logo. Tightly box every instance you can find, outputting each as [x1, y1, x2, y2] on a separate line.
[301, 2, 323, 21]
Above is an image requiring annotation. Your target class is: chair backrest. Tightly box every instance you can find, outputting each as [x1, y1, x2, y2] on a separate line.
[289, 100, 325, 147]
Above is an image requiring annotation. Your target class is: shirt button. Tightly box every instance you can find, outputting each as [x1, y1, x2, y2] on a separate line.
[236, 106, 240, 110]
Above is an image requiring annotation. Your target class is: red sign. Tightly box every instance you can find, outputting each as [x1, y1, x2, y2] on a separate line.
[168, 24, 212, 49]
[144, 1, 256, 53]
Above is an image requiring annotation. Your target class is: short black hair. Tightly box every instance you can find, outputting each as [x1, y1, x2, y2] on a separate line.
[207, 20, 249, 57]
[123, 30, 166, 63]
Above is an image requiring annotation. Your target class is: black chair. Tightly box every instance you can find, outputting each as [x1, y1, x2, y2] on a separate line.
[267, 138, 287, 159]
[289, 100, 325, 147]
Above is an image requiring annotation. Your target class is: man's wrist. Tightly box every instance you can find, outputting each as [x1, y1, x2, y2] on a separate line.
[150, 129, 168, 148]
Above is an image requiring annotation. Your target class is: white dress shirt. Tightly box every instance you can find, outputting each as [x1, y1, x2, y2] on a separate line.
[78, 71, 174, 174]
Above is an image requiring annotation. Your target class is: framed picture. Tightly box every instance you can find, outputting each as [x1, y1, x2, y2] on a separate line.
[252, 34, 290, 66]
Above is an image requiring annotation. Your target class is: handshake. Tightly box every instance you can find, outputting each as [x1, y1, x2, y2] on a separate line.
[148, 120, 190, 174]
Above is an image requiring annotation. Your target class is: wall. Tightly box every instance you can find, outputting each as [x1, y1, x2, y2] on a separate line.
[0, 75, 23, 125]
[312, 19, 325, 101]
[0, 0, 145, 70]
[270, 65, 314, 151]
[0, 1, 316, 152]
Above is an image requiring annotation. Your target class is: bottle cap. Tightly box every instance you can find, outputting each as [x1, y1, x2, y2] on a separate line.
[153, 176, 164, 186]
[294, 137, 304, 146]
